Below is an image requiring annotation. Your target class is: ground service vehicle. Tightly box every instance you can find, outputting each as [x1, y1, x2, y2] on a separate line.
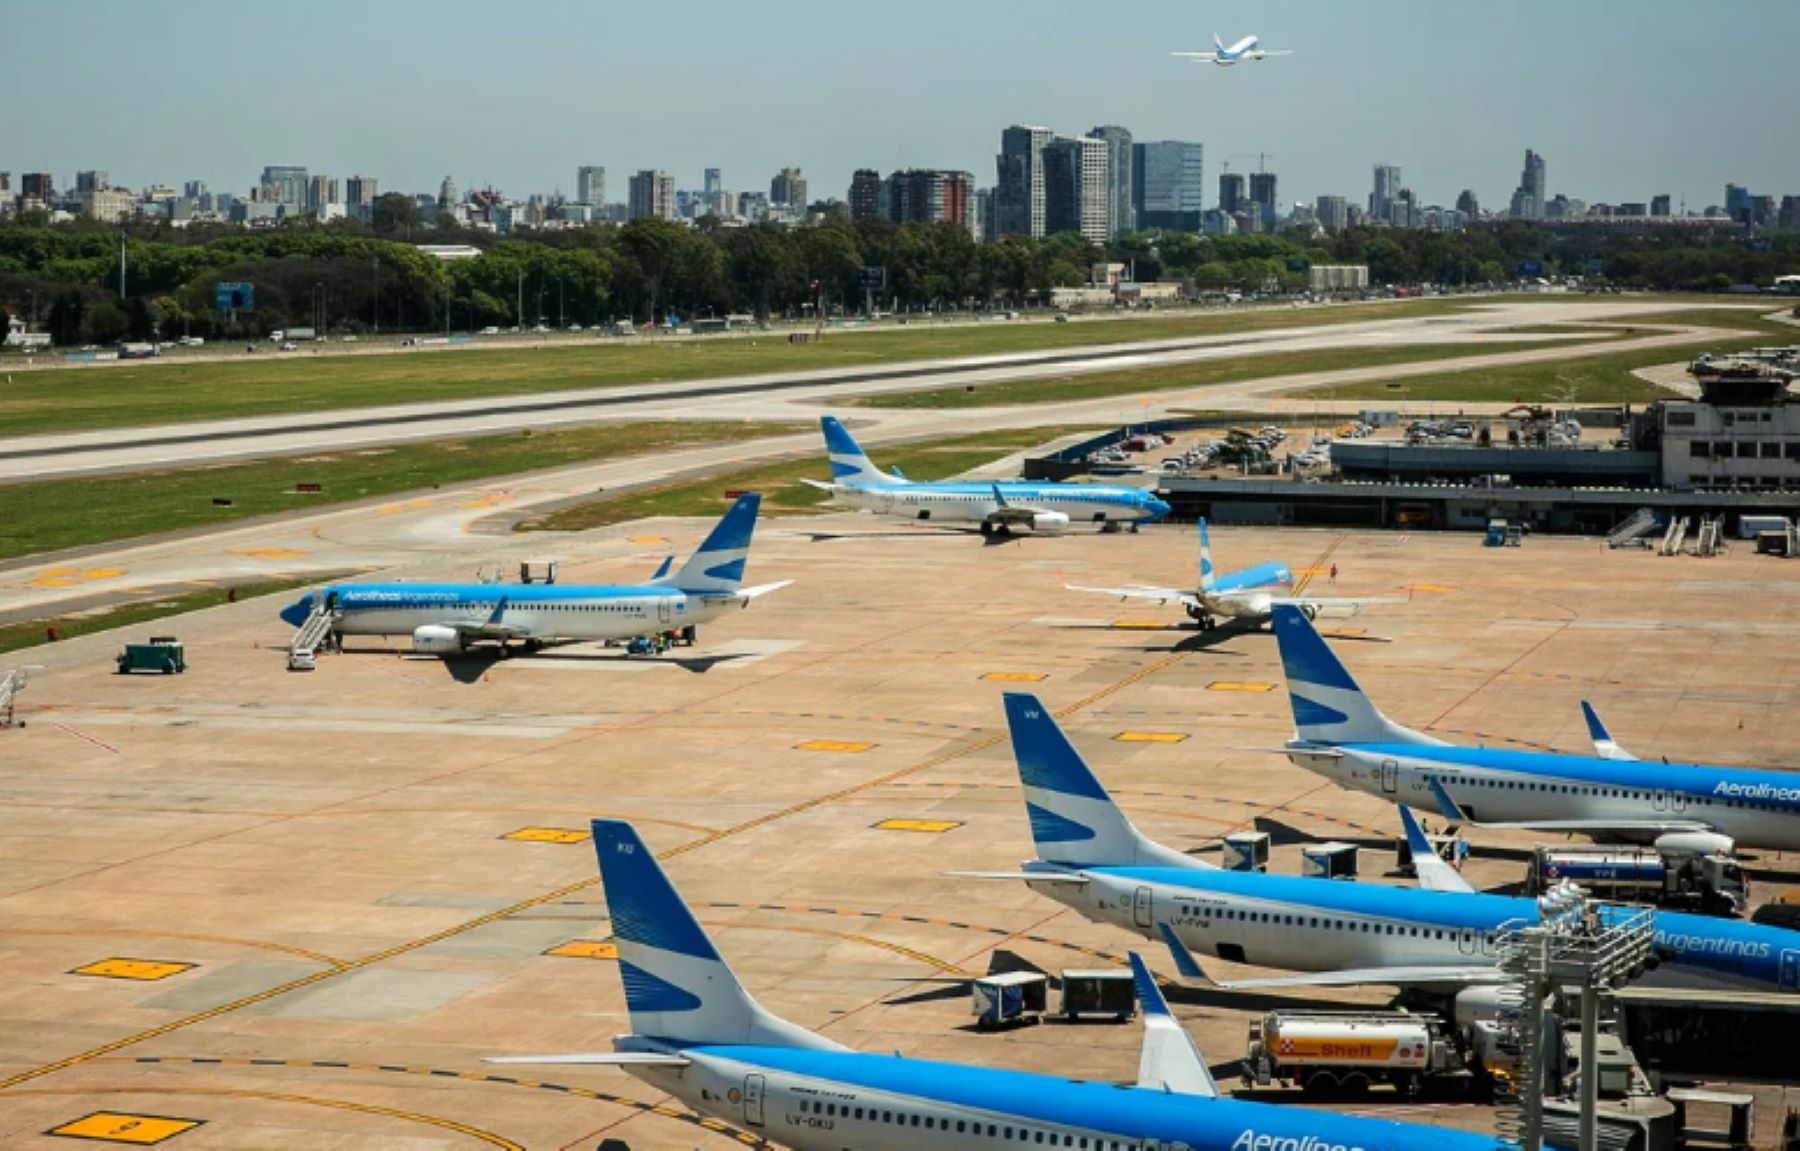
[1244, 1011, 1476, 1098]
[1525, 845, 1747, 916]
[117, 638, 186, 675]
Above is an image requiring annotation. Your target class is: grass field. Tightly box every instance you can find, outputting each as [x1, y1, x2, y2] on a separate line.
[0, 298, 1502, 438]
[1, 420, 799, 563]
[1304, 310, 1793, 404]
[848, 339, 1585, 409]
[0, 577, 316, 656]
[524, 427, 1083, 532]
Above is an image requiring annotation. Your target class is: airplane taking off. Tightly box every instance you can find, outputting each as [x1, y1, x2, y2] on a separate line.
[1173, 33, 1293, 67]
[805, 417, 1169, 535]
[276, 493, 788, 656]
[488, 818, 1515, 1151]
[1271, 605, 1800, 855]
[1064, 517, 1405, 630]
[954, 693, 1800, 999]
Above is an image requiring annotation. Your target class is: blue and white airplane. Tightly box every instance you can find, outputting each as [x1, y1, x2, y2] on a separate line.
[805, 417, 1169, 536]
[1173, 34, 1294, 67]
[276, 493, 788, 656]
[955, 693, 1800, 999]
[1065, 518, 1404, 630]
[1272, 605, 1800, 856]
[489, 818, 1518, 1151]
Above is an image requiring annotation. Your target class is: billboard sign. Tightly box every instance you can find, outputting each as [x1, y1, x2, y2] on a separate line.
[215, 282, 254, 312]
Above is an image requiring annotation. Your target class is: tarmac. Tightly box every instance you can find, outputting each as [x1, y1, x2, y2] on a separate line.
[4, 512, 1800, 1149]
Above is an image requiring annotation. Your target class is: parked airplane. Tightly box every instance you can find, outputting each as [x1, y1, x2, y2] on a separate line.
[1173, 34, 1293, 67]
[805, 417, 1169, 535]
[1064, 518, 1404, 630]
[276, 493, 788, 656]
[488, 818, 1514, 1151]
[953, 693, 1800, 999]
[1271, 604, 1800, 855]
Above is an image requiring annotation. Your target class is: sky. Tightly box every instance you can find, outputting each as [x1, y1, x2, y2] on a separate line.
[5, 0, 1797, 213]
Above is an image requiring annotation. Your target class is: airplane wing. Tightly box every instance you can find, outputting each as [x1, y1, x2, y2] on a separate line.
[485, 1052, 693, 1067]
[985, 483, 1056, 528]
[1284, 594, 1409, 610]
[943, 870, 1091, 886]
[1261, 50, 1294, 56]
[1172, 52, 1222, 62]
[1398, 805, 1475, 895]
[1063, 580, 1199, 610]
[1128, 952, 1218, 1098]
[453, 596, 534, 640]
[734, 580, 794, 602]
[799, 478, 838, 492]
[1424, 777, 1714, 836]
[1581, 701, 1638, 761]
[1158, 925, 1496, 990]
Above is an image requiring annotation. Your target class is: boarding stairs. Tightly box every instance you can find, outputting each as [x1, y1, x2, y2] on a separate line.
[1694, 516, 1725, 557]
[1788, 522, 1800, 559]
[1660, 517, 1690, 556]
[0, 668, 27, 729]
[1607, 507, 1659, 549]
[288, 605, 337, 663]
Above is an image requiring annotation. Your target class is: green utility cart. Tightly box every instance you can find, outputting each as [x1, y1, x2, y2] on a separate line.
[117, 637, 186, 675]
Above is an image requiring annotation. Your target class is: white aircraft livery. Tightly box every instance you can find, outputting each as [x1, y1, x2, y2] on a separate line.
[1065, 518, 1404, 630]
[277, 493, 788, 656]
[489, 817, 1522, 1151]
[806, 417, 1169, 535]
[1271, 604, 1800, 855]
[955, 693, 1800, 998]
[1173, 34, 1294, 67]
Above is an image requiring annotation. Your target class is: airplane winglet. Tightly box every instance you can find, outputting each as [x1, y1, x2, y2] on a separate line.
[1156, 922, 1208, 982]
[651, 555, 674, 581]
[1425, 776, 1469, 824]
[992, 483, 1009, 509]
[1581, 700, 1637, 761]
[1128, 951, 1219, 1099]
[485, 596, 509, 628]
[1398, 805, 1475, 894]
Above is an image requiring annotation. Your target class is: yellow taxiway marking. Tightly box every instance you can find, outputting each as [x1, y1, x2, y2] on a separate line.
[1114, 731, 1189, 743]
[1109, 619, 1169, 629]
[980, 672, 1047, 682]
[545, 940, 618, 960]
[71, 960, 195, 982]
[228, 547, 306, 561]
[1207, 682, 1276, 693]
[1406, 583, 1458, 593]
[30, 578, 77, 588]
[48, 1111, 201, 1145]
[629, 535, 668, 544]
[873, 818, 961, 833]
[79, 568, 126, 579]
[500, 827, 590, 845]
[795, 740, 874, 753]
[1317, 627, 1367, 638]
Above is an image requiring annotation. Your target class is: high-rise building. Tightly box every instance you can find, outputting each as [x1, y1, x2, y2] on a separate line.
[1314, 195, 1349, 231]
[1249, 171, 1278, 231]
[1651, 193, 1672, 218]
[1218, 172, 1246, 216]
[261, 165, 308, 208]
[346, 175, 379, 206]
[1131, 140, 1203, 232]
[1509, 149, 1547, 219]
[183, 179, 208, 200]
[848, 170, 883, 220]
[576, 166, 605, 206]
[1042, 136, 1109, 243]
[1779, 195, 1800, 232]
[78, 187, 132, 223]
[703, 168, 721, 197]
[307, 174, 340, 210]
[1086, 125, 1135, 238]
[995, 125, 1053, 238]
[75, 170, 108, 194]
[438, 176, 458, 209]
[1725, 184, 1753, 224]
[1371, 163, 1401, 221]
[770, 167, 807, 208]
[1455, 189, 1480, 218]
[1751, 194, 1776, 227]
[628, 170, 675, 220]
[882, 169, 975, 230]
[20, 172, 53, 204]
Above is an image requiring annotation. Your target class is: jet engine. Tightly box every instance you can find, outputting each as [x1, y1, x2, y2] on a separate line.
[412, 624, 465, 655]
[1030, 511, 1071, 534]
[1654, 830, 1735, 859]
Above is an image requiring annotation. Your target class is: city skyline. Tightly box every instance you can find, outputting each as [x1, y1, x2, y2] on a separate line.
[5, 0, 1796, 213]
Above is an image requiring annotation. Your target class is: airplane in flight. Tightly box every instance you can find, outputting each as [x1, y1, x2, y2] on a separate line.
[1271, 605, 1800, 855]
[488, 817, 1515, 1151]
[1173, 34, 1294, 67]
[276, 493, 788, 656]
[804, 417, 1169, 536]
[953, 693, 1800, 999]
[1064, 518, 1405, 630]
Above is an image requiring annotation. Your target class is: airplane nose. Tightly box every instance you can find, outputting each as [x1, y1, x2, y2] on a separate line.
[278, 594, 314, 628]
[1146, 497, 1172, 520]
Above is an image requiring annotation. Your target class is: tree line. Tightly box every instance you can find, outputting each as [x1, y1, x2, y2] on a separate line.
[0, 207, 1792, 346]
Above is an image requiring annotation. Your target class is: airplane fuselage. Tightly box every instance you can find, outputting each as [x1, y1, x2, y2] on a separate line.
[289, 582, 740, 645]
[832, 480, 1165, 531]
[1289, 741, 1800, 853]
[1029, 865, 1800, 994]
[622, 1042, 1509, 1151]
[1200, 561, 1295, 621]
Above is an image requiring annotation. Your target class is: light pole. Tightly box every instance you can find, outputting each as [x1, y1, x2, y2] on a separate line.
[372, 258, 380, 335]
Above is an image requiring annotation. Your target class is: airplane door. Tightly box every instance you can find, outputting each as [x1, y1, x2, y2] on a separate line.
[878, 490, 896, 514]
[1651, 789, 1667, 812]
[1381, 760, 1399, 795]
[742, 1073, 765, 1128]
[1668, 789, 1687, 814]
[1458, 927, 1478, 955]
[1133, 886, 1153, 930]
[657, 598, 672, 626]
[1782, 950, 1799, 992]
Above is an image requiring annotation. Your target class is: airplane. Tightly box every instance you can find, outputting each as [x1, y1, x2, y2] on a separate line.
[1063, 518, 1405, 630]
[804, 417, 1169, 536]
[487, 817, 1517, 1151]
[951, 693, 1800, 1002]
[276, 493, 789, 657]
[1172, 34, 1293, 67]
[1271, 604, 1800, 855]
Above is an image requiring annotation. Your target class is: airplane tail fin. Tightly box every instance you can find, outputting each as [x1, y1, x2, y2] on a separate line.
[1271, 605, 1438, 746]
[1197, 518, 1218, 592]
[666, 493, 760, 594]
[1004, 694, 1207, 870]
[591, 819, 841, 1051]
[821, 416, 899, 486]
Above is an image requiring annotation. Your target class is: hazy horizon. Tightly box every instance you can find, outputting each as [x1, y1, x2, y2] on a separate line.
[5, 0, 1797, 213]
